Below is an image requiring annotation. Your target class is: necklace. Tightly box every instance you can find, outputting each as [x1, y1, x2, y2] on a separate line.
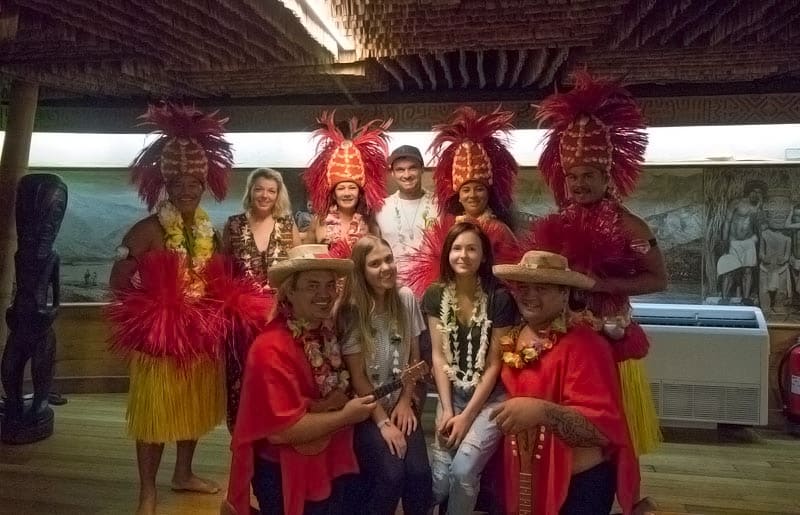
[437, 280, 492, 388]
[285, 309, 350, 397]
[500, 318, 565, 369]
[156, 200, 214, 297]
[393, 190, 433, 247]
[324, 205, 367, 248]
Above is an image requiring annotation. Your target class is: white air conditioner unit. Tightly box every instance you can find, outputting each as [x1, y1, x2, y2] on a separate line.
[633, 303, 769, 427]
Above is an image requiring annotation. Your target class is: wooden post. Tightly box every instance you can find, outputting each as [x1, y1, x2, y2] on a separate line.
[0, 80, 39, 347]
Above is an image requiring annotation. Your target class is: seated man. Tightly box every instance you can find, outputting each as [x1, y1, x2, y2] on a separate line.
[491, 251, 639, 514]
[223, 244, 376, 515]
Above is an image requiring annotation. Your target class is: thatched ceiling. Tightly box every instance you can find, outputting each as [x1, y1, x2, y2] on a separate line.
[0, 0, 799, 103]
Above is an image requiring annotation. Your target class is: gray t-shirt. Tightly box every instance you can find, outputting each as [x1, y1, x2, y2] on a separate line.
[342, 286, 424, 410]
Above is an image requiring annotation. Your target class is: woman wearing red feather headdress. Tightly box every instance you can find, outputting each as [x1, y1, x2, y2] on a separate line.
[531, 71, 668, 468]
[107, 103, 233, 515]
[403, 106, 521, 298]
[303, 112, 390, 255]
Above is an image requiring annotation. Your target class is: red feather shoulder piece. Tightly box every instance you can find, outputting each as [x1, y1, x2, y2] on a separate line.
[201, 255, 274, 354]
[106, 250, 224, 365]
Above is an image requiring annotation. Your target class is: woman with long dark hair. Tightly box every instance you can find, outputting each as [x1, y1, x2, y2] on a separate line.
[422, 221, 518, 514]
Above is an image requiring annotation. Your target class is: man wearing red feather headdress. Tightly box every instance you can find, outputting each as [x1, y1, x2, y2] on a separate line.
[108, 103, 233, 515]
[532, 71, 667, 465]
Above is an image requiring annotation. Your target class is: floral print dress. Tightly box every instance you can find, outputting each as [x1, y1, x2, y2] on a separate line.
[223, 212, 295, 429]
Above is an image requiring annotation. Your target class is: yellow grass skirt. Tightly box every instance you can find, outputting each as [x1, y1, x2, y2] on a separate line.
[618, 358, 662, 456]
[127, 353, 225, 443]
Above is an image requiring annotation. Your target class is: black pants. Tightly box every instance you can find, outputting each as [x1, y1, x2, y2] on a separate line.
[560, 460, 616, 515]
[252, 458, 362, 515]
[354, 417, 433, 515]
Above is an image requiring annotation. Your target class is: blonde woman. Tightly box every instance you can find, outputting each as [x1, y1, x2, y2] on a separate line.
[223, 168, 301, 287]
[341, 235, 432, 515]
[221, 168, 300, 429]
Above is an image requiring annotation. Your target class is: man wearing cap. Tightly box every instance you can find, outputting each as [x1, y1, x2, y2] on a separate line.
[223, 244, 376, 515]
[375, 145, 437, 278]
[490, 250, 639, 515]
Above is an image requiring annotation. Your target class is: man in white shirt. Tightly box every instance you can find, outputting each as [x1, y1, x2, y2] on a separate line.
[376, 145, 437, 416]
[376, 145, 437, 278]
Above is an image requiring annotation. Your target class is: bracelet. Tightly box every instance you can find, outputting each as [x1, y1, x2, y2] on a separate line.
[376, 419, 391, 429]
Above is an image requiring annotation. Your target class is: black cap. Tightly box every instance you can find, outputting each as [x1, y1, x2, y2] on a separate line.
[388, 145, 424, 168]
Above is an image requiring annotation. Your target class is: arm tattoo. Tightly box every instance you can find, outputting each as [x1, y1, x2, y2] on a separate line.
[543, 403, 609, 448]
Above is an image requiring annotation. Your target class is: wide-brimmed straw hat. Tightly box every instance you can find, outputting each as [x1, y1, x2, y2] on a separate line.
[493, 250, 594, 289]
[268, 244, 353, 288]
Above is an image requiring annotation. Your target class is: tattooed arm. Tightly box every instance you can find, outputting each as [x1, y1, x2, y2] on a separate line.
[542, 401, 608, 448]
[492, 397, 609, 448]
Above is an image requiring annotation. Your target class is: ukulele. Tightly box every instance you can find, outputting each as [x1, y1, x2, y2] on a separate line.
[510, 427, 536, 515]
[293, 361, 429, 455]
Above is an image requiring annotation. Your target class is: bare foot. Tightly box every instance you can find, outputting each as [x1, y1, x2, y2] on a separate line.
[136, 491, 157, 515]
[171, 474, 220, 494]
[633, 496, 658, 515]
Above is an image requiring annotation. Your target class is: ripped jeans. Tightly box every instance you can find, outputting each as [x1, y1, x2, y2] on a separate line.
[430, 387, 504, 514]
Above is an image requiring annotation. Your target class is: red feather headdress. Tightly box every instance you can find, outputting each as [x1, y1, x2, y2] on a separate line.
[130, 103, 234, 211]
[536, 71, 647, 207]
[303, 111, 391, 215]
[429, 106, 518, 212]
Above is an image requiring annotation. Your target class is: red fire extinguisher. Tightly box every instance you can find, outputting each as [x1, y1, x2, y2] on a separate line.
[778, 335, 800, 434]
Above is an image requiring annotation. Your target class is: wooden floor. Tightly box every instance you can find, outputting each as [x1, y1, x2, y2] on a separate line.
[1, 394, 800, 515]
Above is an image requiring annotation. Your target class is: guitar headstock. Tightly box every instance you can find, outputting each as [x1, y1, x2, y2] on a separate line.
[511, 429, 535, 462]
[400, 360, 429, 387]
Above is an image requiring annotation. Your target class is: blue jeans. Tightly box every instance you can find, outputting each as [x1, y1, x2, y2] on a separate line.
[430, 387, 504, 514]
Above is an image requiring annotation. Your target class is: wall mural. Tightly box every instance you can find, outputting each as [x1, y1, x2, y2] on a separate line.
[50, 165, 800, 322]
[51, 168, 309, 303]
[704, 167, 800, 321]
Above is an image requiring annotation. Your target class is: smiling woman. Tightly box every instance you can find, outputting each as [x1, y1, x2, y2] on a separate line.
[302, 112, 389, 253]
[421, 221, 519, 514]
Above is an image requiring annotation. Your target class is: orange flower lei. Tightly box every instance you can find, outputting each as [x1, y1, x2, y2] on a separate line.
[500, 317, 566, 369]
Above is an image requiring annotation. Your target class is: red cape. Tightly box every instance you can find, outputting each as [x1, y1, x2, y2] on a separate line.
[226, 317, 357, 515]
[500, 325, 639, 515]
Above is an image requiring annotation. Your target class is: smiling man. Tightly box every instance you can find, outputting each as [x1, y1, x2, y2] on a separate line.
[224, 244, 377, 515]
[375, 145, 437, 278]
[531, 71, 666, 512]
[108, 103, 233, 515]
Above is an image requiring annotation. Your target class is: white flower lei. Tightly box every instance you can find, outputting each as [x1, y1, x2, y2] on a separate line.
[437, 281, 492, 388]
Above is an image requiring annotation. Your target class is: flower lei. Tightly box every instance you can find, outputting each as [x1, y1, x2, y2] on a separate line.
[455, 207, 495, 225]
[156, 200, 214, 296]
[393, 190, 435, 247]
[324, 205, 368, 248]
[501, 317, 566, 369]
[285, 309, 350, 397]
[437, 281, 492, 388]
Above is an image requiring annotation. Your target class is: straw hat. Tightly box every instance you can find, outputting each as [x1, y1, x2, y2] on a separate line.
[268, 244, 353, 288]
[493, 250, 594, 289]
